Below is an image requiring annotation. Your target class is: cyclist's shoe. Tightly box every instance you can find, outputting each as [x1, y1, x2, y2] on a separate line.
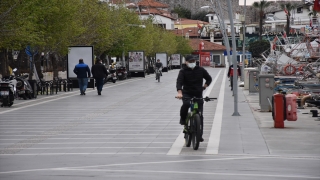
[180, 118, 185, 125]
[183, 125, 188, 133]
[200, 137, 204, 142]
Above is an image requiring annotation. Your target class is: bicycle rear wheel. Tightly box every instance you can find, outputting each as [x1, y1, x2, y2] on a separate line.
[192, 114, 201, 150]
[185, 116, 192, 147]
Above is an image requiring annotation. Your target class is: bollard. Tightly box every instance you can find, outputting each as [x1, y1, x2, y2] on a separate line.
[273, 93, 286, 128]
[285, 94, 297, 121]
[310, 110, 319, 117]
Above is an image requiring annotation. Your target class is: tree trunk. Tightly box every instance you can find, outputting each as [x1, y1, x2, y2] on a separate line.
[259, 13, 263, 41]
[286, 16, 290, 36]
[0, 49, 9, 76]
[50, 53, 59, 80]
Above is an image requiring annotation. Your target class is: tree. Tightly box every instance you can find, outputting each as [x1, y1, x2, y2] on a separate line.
[191, 11, 208, 22]
[175, 37, 193, 55]
[248, 40, 270, 58]
[172, 5, 191, 19]
[252, 0, 271, 40]
[280, 3, 296, 36]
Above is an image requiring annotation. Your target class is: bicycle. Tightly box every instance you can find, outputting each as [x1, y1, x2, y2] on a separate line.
[179, 96, 217, 150]
[155, 67, 162, 82]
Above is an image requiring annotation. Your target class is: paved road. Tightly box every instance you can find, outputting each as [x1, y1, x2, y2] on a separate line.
[0, 68, 319, 180]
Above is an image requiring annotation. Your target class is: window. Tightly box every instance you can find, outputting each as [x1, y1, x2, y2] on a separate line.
[297, 7, 303, 13]
[212, 55, 220, 65]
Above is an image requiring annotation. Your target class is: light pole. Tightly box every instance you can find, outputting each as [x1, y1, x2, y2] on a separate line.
[202, 0, 239, 116]
[201, 3, 232, 66]
[241, 0, 247, 82]
[226, 0, 240, 116]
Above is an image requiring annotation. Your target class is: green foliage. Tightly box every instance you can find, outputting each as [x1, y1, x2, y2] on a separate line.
[191, 11, 208, 22]
[252, 0, 271, 40]
[172, 5, 191, 19]
[175, 37, 193, 55]
[0, 0, 192, 73]
[280, 2, 296, 36]
[248, 40, 269, 58]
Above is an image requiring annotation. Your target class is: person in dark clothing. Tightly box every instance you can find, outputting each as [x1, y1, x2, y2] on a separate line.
[73, 59, 91, 95]
[227, 63, 241, 91]
[91, 59, 108, 95]
[176, 55, 212, 142]
[154, 59, 163, 79]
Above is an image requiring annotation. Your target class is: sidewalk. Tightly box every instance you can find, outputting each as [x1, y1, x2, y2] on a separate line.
[243, 89, 320, 156]
[217, 78, 269, 155]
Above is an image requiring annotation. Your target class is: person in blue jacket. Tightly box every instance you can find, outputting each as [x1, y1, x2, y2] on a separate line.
[73, 59, 91, 95]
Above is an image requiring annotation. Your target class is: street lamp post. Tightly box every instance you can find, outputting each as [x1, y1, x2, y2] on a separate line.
[226, 0, 240, 116]
[201, 3, 232, 65]
[202, 0, 240, 116]
[241, 0, 247, 82]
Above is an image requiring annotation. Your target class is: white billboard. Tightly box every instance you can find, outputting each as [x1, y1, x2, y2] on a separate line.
[155, 53, 167, 67]
[128, 51, 145, 71]
[171, 54, 181, 66]
[67, 46, 94, 78]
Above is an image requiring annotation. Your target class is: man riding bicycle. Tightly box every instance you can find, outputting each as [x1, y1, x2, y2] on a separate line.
[154, 59, 163, 80]
[176, 55, 212, 141]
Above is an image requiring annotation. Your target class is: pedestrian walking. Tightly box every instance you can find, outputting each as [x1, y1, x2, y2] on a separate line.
[73, 59, 91, 95]
[227, 63, 241, 91]
[91, 58, 108, 95]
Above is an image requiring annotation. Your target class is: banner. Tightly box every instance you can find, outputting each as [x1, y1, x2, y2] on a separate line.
[155, 53, 168, 67]
[200, 53, 211, 66]
[171, 54, 181, 66]
[128, 51, 144, 71]
[67, 46, 94, 78]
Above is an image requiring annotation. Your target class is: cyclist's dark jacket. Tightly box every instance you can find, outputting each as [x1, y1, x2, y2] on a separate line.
[73, 62, 91, 78]
[91, 62, 108, 79]
[155, 62, 163, 68]
[176, 66, 212, 97]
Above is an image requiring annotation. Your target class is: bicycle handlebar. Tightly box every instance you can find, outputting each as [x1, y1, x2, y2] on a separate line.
[176, 96, 217, 102]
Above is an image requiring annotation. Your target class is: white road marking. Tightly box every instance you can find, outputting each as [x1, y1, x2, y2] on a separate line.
[206, 69, 227, 154]
[57, 169, 320, 179]
[0, 142, 174, 145]
[0, 156, 256, 174]
[0, 77, 152, 115]
[167, 70, 222, 155]
[0, 137, 175, 140]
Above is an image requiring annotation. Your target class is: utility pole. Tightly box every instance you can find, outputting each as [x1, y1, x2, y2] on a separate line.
[226, 0, 240, 116]
[241, 0, 247, 82]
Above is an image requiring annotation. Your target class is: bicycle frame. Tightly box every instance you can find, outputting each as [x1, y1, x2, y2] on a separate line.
[186, 99, 201, 124]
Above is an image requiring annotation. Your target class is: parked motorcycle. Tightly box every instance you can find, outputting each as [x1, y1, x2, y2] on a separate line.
[15, 72, 33, 100]
[116, 66, 127, 80]
[105, 67, 117, 83]
[0, 76, 17, 107]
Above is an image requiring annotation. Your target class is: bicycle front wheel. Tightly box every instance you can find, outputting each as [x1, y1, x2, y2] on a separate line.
[158, 73, 160, 82]
[192, 114, 201, 150]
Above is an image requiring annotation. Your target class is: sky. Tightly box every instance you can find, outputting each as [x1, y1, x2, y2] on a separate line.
[239, 0, 299, 6]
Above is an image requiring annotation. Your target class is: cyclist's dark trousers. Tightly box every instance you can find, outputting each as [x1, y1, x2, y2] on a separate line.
[180, 93, 204, 132]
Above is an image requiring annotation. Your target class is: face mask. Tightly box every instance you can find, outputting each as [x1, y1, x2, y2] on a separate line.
[187, 63, 196, 69]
